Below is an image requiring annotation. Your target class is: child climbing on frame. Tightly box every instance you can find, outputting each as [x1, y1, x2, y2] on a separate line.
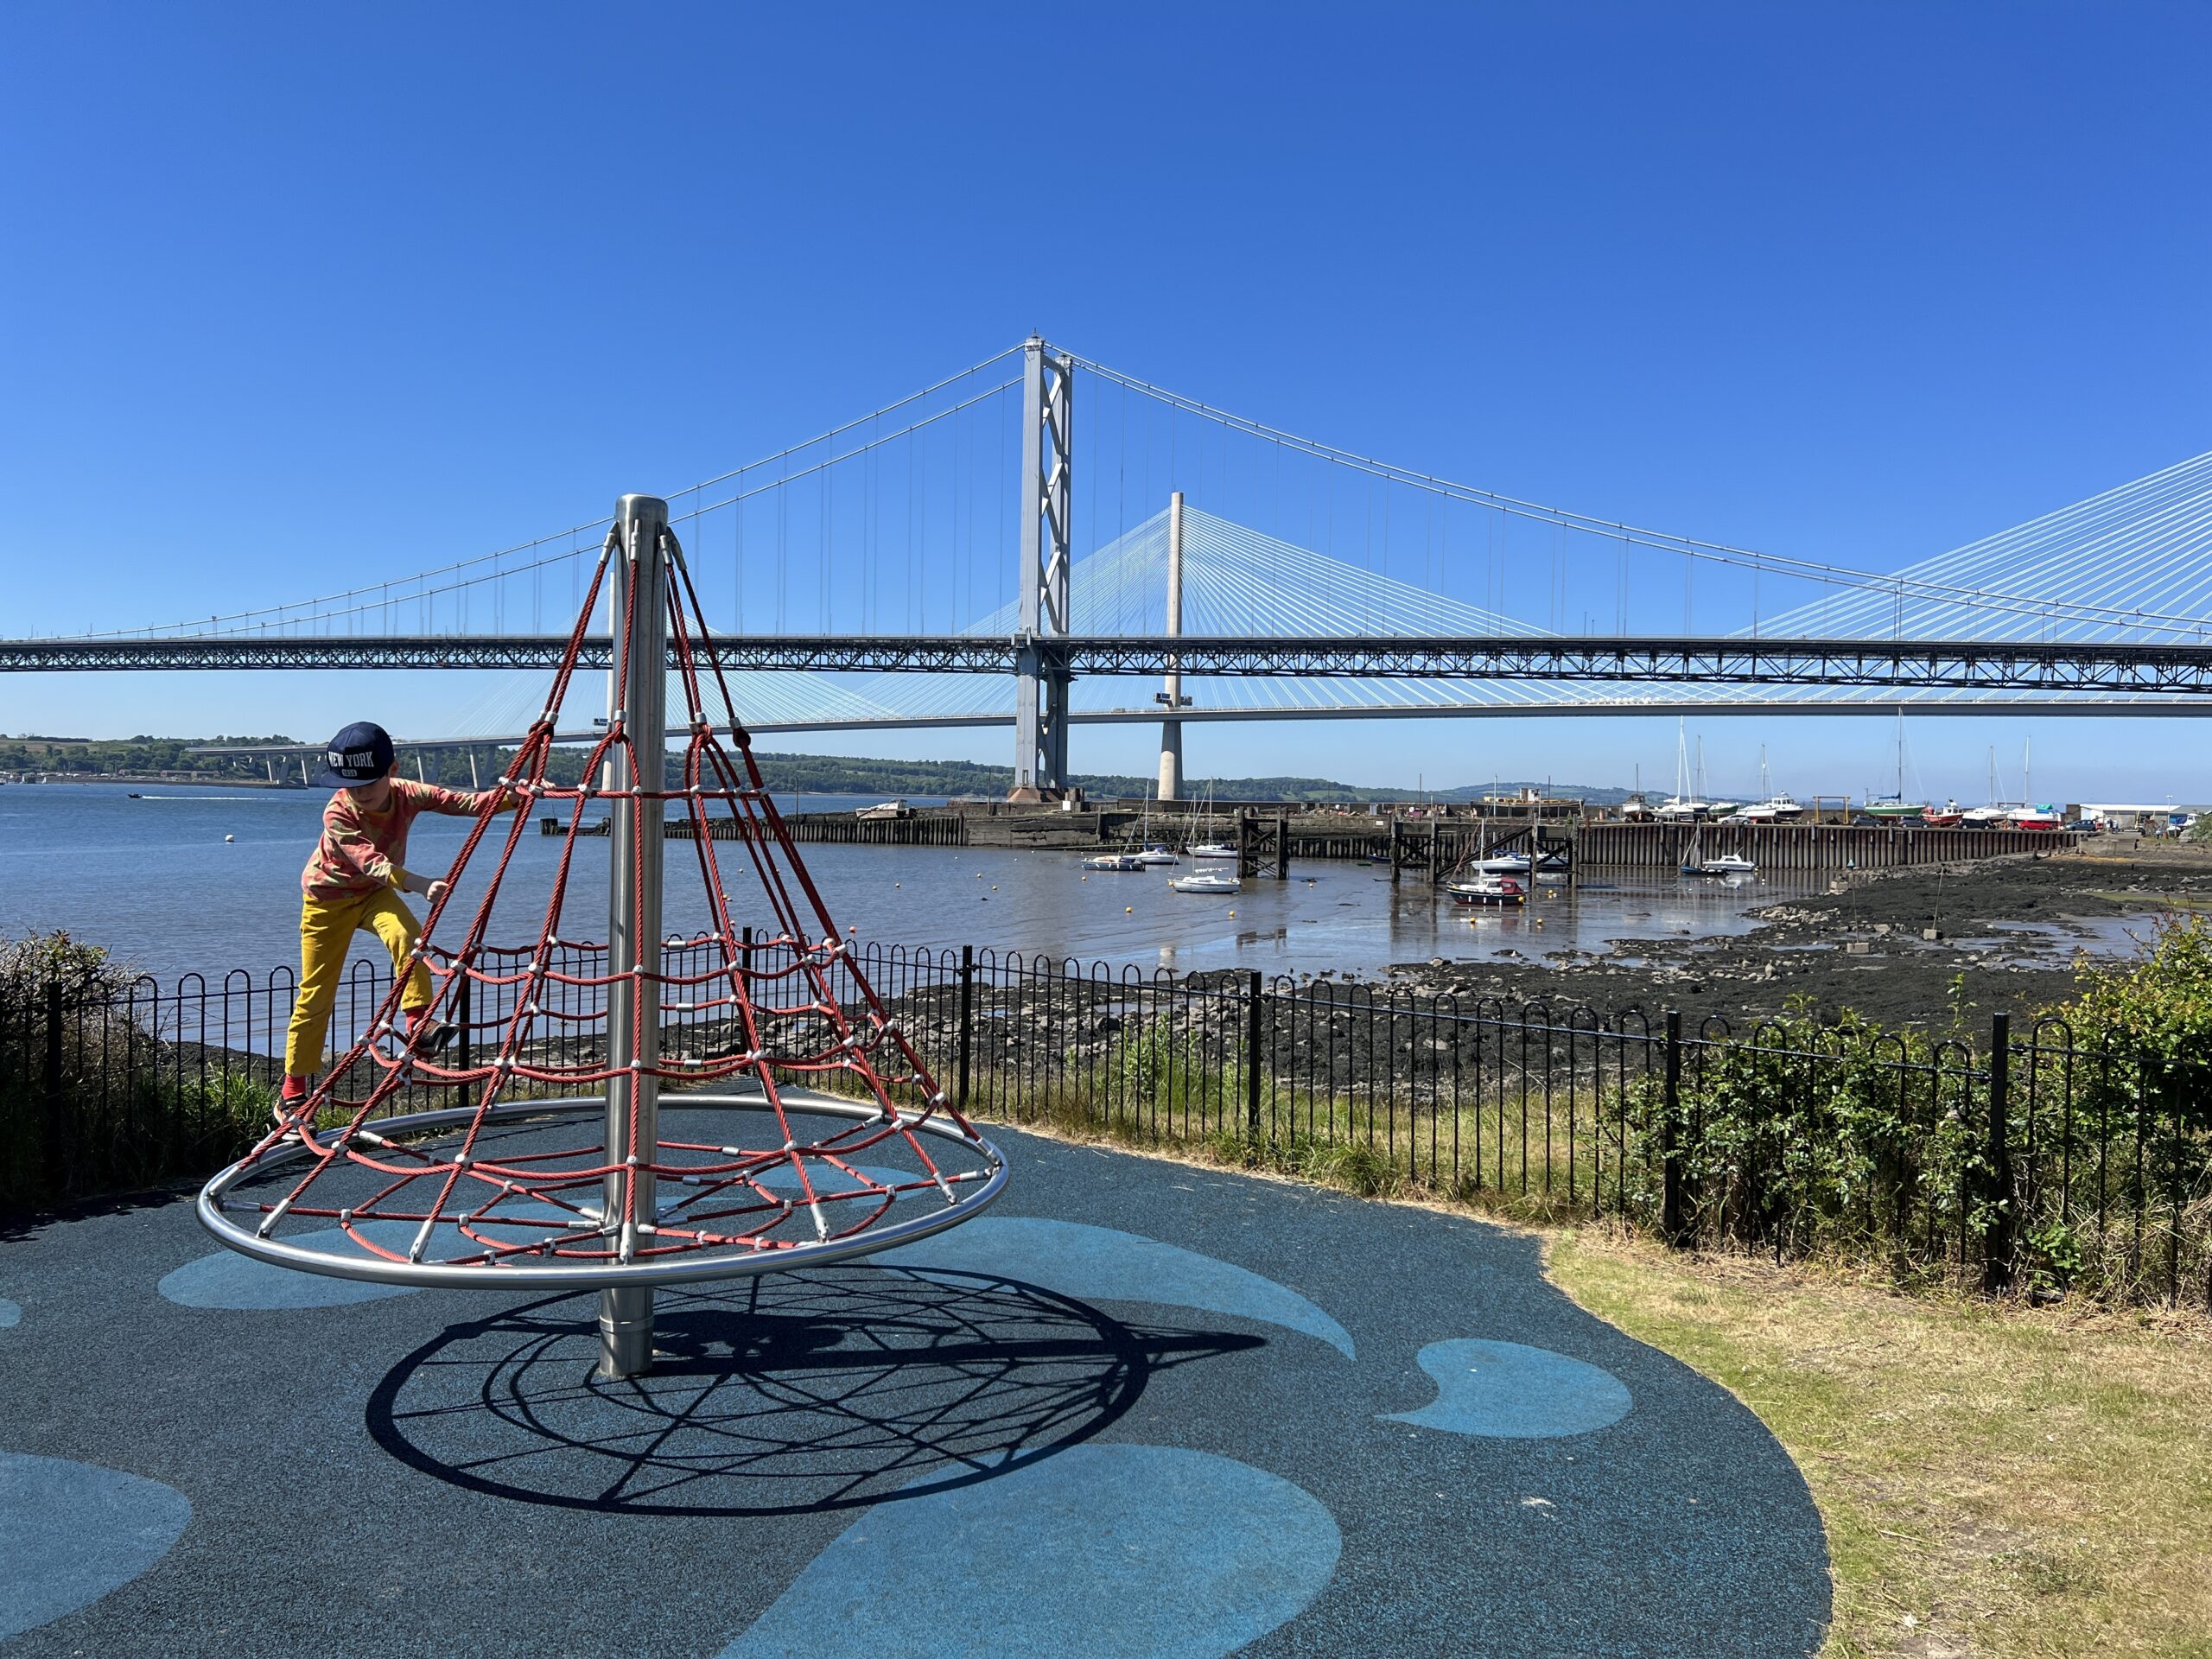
[279, 721, 524, 1116]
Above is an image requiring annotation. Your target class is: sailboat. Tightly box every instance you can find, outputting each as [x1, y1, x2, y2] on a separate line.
[1861, 710, 1929, 822]
[1188, 785, 1238, 860]
[1738, 746, 1803, 822]
[1130, 785, 1178, 865]
[1960, 747, 2011, 826]
[1654, 720, 1709, 821]
[2007, 738, 2062, 829]
[1699, 738, 1738, 821]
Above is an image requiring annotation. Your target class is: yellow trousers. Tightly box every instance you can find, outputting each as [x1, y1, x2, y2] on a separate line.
[283, 889, 433, 1077]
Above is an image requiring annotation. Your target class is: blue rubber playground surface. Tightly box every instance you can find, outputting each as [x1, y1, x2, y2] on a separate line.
[0, 1120, 1830, 1656]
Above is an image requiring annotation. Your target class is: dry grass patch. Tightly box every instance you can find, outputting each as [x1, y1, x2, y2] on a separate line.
[1546, 1230, 2212, 1658]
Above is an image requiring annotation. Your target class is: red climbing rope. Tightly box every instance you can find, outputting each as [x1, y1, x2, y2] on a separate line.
[200, 521, 1004, 1286]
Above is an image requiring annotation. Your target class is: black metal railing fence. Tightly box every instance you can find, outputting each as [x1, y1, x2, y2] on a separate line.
[2, 941, 2203, 1309]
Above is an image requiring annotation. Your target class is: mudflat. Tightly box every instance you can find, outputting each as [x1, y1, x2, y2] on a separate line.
[1379, 839, 2212, 1028]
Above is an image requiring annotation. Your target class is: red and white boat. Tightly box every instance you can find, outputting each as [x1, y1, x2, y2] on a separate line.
[1444, 873, 1527, 906]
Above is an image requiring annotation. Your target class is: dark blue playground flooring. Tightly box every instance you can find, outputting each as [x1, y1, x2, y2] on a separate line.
[0, 1120, 1830, 1657]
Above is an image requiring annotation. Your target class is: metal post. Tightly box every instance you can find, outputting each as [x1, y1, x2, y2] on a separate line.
[42, 978, 65, 1194]
[1244, 969, 1264, 1143]
[957, 944, 976, 1110]
[1982, 1012, 2013, 1294]
[598, 493, 669, 1380]
[1157, 492, 1188, 800]
[1013, 336, 1074, 796]
[1661, 1008, 1684, 1243]
[1275, 816, 1291, 879]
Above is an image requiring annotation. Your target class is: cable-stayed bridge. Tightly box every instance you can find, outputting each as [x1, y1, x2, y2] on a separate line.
[10, 338, 2211, 791]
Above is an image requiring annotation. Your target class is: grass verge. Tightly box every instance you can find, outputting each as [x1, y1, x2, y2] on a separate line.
[1545, 1229, 2212, 1659]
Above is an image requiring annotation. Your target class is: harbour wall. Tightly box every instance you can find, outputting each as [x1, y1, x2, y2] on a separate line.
[546, 807, 2079, 874]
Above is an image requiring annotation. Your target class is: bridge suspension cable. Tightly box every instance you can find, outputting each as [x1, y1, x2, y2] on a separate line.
[1068, 351, 2212, 638]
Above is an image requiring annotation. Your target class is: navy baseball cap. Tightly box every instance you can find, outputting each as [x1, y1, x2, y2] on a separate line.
[315, 721, 396, 787]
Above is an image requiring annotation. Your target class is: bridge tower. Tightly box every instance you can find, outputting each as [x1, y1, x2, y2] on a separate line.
[1012, 336, 1074, 798]
[1156, 491, 1191, 799]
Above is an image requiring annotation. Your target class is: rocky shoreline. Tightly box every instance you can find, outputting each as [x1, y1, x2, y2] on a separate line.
[1372, 841, 2209, 1028]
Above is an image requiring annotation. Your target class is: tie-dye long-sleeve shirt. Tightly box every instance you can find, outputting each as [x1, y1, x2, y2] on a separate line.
[300, 779, 491, 901]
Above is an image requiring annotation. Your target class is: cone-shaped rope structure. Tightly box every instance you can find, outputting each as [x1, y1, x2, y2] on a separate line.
[197, 517, 1005, 1291]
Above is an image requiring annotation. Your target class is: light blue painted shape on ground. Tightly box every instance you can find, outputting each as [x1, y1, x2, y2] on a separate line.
[159, 1203, 588, 1310]
[0, 1451, 192, 1642]
[717, 1443, 1340, 1659]
[876, 1216, 1354, 1357]
[0, 1299, 19, 1329]
[1382, 1338, 1633, 1439]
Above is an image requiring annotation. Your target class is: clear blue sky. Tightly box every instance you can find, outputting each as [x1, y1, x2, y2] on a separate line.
[3, 3, 2206, 802]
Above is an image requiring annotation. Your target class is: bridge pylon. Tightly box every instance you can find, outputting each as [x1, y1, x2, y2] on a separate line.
[1012, 335, 1074, 798]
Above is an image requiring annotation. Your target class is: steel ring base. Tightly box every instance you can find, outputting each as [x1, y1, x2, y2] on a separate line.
[195, 1091, 1008, 1292]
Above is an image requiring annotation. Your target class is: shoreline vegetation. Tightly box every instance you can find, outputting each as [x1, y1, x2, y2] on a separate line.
[0, 734, 1631, 804]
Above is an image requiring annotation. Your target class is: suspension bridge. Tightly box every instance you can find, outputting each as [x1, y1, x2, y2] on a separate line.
[10, 338, 2210, 793]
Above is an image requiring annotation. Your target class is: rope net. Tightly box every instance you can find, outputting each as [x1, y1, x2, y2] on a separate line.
[201, 519, 1002, 1287]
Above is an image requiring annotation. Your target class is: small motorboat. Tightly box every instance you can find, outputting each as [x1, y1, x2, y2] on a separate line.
[1133, 845, 1179, 867]
[1170, 869, 1241, 894]
[1083, 853, 1145, 873]
[1188, 842, 1240, 860]
[1685, 853, 1757, 877]
[1442, 873, 1526, 906]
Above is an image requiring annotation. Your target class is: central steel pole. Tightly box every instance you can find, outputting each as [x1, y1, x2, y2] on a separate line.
[598, 493, 668, 1380]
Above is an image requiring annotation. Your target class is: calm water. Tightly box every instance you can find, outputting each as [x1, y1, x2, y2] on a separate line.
[2, 782, 1814, 984]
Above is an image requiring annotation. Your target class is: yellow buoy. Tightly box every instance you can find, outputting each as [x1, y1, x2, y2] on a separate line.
[1125, 906, 1134, 913]
[1228, 910, 1236, 918]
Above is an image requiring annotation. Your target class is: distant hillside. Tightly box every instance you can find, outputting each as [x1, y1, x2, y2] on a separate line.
[2, 734, 1636, 804]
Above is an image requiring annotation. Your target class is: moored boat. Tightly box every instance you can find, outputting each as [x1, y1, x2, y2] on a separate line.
[1687, 852, 1757, 877]
[1442, 872, 1527, 906]
[1169, 868, 1241, 893]
[1082, 853, 1145, 872]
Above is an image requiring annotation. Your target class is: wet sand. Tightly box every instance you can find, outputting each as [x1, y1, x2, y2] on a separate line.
[1378, 840, 2210, 1028]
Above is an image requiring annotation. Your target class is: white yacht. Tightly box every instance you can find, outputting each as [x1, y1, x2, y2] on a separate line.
[1169, 868, 1241, 894]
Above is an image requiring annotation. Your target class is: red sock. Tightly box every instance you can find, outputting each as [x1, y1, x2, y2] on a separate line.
[406, 1007, 434, 1035]
[280, 1075, 309, 1104]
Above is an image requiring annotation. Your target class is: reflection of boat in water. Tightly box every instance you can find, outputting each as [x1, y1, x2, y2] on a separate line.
[1442, 873, 1526, 906]
[1082, 853, 1144, 872]
[1169, 868, 1241, 894]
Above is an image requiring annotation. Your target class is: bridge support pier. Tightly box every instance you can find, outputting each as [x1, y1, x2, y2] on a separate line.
[1157, 492, 1190, 800]
[1013, 336, 1075, 798]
